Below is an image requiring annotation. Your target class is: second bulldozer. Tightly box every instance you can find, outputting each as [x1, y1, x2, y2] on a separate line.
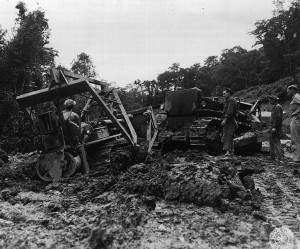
[156, 87, 269, 154]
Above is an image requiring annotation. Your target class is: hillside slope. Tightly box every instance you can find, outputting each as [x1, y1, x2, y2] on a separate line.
[235, 76, 297, 134]
[235, 76, 295, 104]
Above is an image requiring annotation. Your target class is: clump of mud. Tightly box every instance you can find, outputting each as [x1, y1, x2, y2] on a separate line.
[114, 150, 263, 214]
[1, 149, 264, 216]
[0, 152, 47, 201]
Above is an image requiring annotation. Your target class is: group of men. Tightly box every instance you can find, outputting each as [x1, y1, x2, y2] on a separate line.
[221, 85, 300, 163]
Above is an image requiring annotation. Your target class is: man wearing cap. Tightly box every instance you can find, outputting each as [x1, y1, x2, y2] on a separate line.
[287, 85, 300, 162]
[221, 88, 237, 156]
[63, 99, 80, 126]
[268, 95, 283, 161]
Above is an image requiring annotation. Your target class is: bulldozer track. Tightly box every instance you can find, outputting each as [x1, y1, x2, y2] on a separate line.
[254, 160, 300, 247]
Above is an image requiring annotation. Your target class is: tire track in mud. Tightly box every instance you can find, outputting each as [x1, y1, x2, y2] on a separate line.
[254, 160, 300, 247]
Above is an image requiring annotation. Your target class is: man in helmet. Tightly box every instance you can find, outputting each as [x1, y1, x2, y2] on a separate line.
[63, 99, 80, 126]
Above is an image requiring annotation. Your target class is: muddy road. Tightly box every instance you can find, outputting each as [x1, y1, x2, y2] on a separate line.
[0, 145, 299, 248]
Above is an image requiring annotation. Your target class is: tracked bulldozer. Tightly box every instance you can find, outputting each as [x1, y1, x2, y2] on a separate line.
[155, 87, 269, 154]
[16, 69, 157, 181]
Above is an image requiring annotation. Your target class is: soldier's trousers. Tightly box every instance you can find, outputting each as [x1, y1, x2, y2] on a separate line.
[290, 116, 300, 162]
[222, 120, 237, 153]
[269, 129, 282, 160]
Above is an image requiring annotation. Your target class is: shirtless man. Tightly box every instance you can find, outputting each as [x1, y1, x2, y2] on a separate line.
[63, 99, 80, 126]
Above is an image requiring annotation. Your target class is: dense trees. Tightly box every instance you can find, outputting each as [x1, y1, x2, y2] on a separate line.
[0, 2, 57, 94]
[129, 45, 272, 109]
[251, 0, 300, 84]
[0, 2, 57, 151]
[0, 3, 100, 142]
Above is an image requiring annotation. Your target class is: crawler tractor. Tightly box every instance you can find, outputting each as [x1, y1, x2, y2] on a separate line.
[156, 87, 269, 154]
[16, 69, 157, 181]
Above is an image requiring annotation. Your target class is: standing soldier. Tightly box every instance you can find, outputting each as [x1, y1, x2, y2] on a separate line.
[268, 95, 283, 161]
[221, 88, 237, 157]
[287, 85, 300, 162]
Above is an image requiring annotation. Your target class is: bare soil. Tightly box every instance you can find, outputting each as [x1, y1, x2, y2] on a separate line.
[0, 144, 299, 248]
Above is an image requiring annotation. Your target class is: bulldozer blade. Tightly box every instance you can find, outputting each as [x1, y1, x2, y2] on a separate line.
[36, 151, 81, 181]
[36, 151, 64, 181]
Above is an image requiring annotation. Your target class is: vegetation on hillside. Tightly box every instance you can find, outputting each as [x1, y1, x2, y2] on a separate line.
[235, 75, 297, 103]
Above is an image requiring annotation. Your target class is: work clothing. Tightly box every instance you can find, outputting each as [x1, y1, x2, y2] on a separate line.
[269, 103, 283, 160]
[290, 93, 300, 117]
[222, 97, 237, 153]
[290, 93, 300, 161]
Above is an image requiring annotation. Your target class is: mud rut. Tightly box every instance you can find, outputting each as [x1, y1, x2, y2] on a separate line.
[0, 148, 300, 248]
[254, 159, 300, 247]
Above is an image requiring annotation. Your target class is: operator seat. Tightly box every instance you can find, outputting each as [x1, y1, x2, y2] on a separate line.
[64, 120, 81, 146]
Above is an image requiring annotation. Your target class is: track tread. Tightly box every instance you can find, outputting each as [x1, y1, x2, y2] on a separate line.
[254, 160, 300, 247]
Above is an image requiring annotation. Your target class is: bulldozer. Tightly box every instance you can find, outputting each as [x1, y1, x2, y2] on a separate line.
[155, 87, 269, 154]
[16, 69, 158, 181]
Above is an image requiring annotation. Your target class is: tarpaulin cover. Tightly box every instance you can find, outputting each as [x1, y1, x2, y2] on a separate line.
[164, 88, 202, 116]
